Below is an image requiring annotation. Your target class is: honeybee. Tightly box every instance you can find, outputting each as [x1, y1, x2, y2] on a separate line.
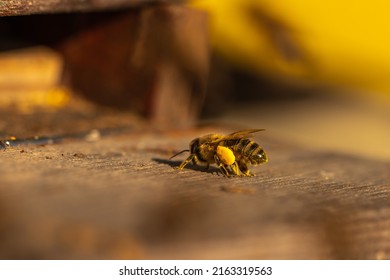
[170, 129, 268, 177]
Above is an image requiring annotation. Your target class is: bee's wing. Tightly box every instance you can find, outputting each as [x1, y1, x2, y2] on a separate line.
[210, 129, 265, 144]
[226, 129, 265, 138]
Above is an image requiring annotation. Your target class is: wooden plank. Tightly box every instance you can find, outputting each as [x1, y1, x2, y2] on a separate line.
[0, 127, 389, 259]
[0, 47, 62, 87]
[0, 0, 182, 16]
[0, 47, 69, 113]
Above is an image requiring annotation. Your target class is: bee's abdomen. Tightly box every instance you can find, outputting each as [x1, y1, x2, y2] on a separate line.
[246, 142, 262, 158]
[226, 139, 260, 159]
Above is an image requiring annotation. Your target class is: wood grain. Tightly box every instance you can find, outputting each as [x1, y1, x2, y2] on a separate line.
[0, 128, 388, 259]
[0, 0, 181, 16]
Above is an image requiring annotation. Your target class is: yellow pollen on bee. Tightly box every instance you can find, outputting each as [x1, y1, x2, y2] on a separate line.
[216, 145, 235, 165]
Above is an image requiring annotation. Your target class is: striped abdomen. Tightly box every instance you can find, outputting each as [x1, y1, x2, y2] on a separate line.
[222, 138, 267, 165]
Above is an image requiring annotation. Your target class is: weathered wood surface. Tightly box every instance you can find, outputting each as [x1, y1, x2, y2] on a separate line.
[0, 126, 389, 259]
[0, 0, 182, 16]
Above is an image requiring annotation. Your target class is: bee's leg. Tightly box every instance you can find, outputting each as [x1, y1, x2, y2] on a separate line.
[243, 170, 255, 176]
[221, 165, 231, 177]
[238, 161, 254, 176]
[204, 163, 210, 171]
[230, 161, 241, 176]
[241, 168, 253, 176]
[177, 154, 195, 170]
[214, 155, 230, 177]
[217, 164, 230, 177]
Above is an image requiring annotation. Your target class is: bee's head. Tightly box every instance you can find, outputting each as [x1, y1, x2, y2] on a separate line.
[189, 138, 200, 154]
[250, 149, 268, 165]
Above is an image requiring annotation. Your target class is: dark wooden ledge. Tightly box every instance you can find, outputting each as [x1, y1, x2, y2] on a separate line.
[0, 0, 182, 16]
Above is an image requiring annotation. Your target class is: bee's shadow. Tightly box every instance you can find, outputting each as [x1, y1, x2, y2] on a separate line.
[152, 158, 221, 175]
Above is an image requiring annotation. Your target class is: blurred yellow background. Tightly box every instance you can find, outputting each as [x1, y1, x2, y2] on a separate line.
[189, 0, 390, 98]
[189, 0, 390, 161]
